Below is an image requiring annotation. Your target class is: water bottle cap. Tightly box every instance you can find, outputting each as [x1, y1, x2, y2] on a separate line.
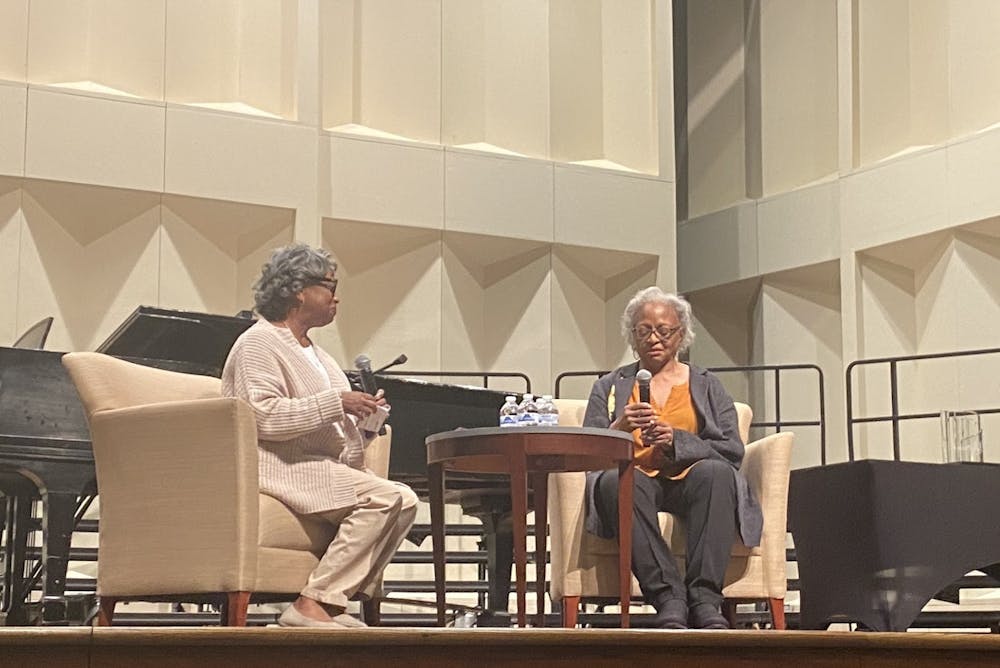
[523, 393, 534, 400]
[505, 395, 516, 402]
[542, 394, 553, 399]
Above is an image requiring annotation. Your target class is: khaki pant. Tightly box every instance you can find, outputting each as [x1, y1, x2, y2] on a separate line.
[301, 468, 418, 608]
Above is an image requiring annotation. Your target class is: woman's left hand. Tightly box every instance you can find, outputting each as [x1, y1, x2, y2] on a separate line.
[642, 421, 675, 458]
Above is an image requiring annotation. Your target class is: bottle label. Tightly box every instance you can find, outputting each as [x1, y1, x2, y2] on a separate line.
[500, 414, 518, 427]
[540, 413, 560, 427]
[518, 412, 539, 426]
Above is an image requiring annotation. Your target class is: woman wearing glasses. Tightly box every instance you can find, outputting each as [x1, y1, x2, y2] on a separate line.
[583, 287, 761, 630]
[222, 243, 417, 628]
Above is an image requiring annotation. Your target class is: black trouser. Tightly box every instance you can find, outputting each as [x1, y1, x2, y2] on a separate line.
[593, 458, 738, 609]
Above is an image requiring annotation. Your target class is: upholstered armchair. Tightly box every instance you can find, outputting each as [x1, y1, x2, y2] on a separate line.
[548, 398, 793, 629]
[62, 352, 390, 626]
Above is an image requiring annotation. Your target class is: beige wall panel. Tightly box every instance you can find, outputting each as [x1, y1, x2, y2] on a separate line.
[237, 0, 297, 119]
[549, 0, 603, 164]
[0, 180, 20, 343]
[686, 0, 746, 217]
[948, 0, 1000, 139]
[444, 150, 552, 241]
[550, 245, 657, 397]
[483, 0, 549, 157]
[355, 0, 441, 142]
[758, 266, 843, 468]
[25, 0, 89, 86]
[481, 0, 549, 158]
[0, 83, 26, 176]
[677, 202, 757, 293]
[24, 89, 165, 191]
[553, 166, 671, 254]
[321, 135, 443, 229]
[166, 0, 240, 106]
[442, 233, 551, 393]
[947, 128, 1000, 227]
[759, 0, 838, 196]
[165, 108, 314, 207]
[88, 0, 166, 100]
[319, 219, 442, 371]
[159, 195, 295, 314]
[840, 148, 948, 252]
[600, 0, 657, 174]
[319, 0, 354, 129]
[907, 0, 948, 149]
[440, 0, 486, 148]
[756, 181, 839, 276]
[18, 180, 160, 351]
[0, 0, 28, 82]
[856, 0, 910, 165]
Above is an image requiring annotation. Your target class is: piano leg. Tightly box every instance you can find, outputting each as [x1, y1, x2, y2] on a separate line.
[39, 491, 78, 625]
[463, 504, 514, 622]
[2, 494, 32, 624]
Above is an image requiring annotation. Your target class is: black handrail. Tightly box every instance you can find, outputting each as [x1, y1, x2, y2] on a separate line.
[845, 346, 1000, 461]
[379, 370, 531, 393]
[555, 363, 827, 463]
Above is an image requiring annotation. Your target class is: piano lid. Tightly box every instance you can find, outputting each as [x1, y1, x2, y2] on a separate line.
[96, 306, 255, 377]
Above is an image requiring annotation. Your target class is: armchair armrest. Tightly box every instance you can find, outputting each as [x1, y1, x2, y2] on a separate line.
[740, 431, 794, 596]
[365, 425, 392, 478]
[89, 397, 260, 595]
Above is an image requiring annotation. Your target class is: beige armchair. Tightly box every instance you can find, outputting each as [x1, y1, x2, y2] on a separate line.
[548, 398, 793, 629]
[62, 352, 390, 626]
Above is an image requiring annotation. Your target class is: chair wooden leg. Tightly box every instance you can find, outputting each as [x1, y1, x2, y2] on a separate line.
[722, 599, 738, 629]
[769, 597, 786, 630]
[223, 591, 251, 627]
[96, 597, 116, 626]
[561, 596, 580, 628]
[361, 598, 381, 627]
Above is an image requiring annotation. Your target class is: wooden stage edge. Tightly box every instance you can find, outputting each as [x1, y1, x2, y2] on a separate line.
[2, 627, 999, 668]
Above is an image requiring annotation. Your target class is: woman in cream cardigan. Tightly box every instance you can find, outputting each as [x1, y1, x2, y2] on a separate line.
[222, 243, 417, 628]
[584, 287, 761, 630]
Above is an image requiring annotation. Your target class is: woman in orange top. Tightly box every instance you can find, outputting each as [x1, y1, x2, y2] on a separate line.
[583, 287, 762, 630]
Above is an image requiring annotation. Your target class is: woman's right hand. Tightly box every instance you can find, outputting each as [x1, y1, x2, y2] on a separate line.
[612, 402, 656, 432]
[340, 391, 379, 418]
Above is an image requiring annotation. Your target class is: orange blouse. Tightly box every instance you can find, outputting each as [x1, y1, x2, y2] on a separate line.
[629, 381, 699, 478]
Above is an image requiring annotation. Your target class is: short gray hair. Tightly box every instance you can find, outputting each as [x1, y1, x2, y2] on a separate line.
[253, 243, 337, 321]
[620, 286, 695, 353]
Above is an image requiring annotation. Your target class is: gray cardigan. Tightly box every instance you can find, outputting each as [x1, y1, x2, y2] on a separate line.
[582, 362, 763, 547]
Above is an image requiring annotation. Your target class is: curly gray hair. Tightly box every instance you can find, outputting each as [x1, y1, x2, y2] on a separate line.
[253, 243, 337, 321]
[620, 286, 695, 354]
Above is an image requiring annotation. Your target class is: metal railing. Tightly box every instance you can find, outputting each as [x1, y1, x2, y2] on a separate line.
[845, 346, 1000, 461]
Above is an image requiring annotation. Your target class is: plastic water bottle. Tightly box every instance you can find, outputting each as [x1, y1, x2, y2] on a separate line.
[537, 395, 560, 427]
[499, 395, 519, 427]
[517, 393, 539, 426]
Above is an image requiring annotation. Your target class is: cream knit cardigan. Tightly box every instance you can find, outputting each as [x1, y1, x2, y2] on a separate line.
[222, 318, 368, 514]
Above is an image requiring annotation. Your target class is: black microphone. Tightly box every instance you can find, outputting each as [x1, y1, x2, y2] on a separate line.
[636, 368, 652, 404]
[354, 354, 378, 395]
[374, 353, 408, 375]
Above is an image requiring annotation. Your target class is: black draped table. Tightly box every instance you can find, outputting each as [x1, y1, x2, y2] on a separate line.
[788, 460, 1000, 631]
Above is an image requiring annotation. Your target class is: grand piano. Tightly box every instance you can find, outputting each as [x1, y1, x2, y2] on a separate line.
[1, 308, 520, 625]
[0, 307, 255, 624]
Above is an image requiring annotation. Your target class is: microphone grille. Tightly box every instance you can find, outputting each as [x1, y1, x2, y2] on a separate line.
[354, 354, 372, 370]
[397, 353, 408, 364]
[636, 369, 652, 383]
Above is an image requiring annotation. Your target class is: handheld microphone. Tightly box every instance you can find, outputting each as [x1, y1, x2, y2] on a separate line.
[636, 368, 652, 404]
[354, 354, 378, 395]
[374, 353, 408, 375]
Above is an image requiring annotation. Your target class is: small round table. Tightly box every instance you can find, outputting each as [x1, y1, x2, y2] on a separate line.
[426, 426, 635, 628]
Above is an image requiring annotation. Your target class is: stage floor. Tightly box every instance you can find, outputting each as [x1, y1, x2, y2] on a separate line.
[2, 627, 999, 668]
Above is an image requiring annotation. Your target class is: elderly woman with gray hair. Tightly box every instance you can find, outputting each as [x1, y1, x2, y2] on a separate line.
[583, 287, 762, 630]
[222, 243, 417, 628]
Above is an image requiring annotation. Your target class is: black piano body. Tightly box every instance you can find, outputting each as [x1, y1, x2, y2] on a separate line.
[0, 307, 254, 624]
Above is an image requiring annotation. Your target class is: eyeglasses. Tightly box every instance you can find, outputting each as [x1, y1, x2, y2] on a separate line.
[312, 277, 339, 295]
[632, 325, 681, 342]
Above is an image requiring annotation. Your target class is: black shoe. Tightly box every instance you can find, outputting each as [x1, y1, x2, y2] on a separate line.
[652, 598, 688, 630]
[689, 603, 729, 630]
